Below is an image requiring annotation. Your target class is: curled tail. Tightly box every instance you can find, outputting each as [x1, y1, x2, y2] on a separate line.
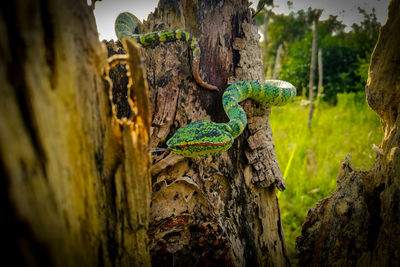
[115, 12, 218, 91]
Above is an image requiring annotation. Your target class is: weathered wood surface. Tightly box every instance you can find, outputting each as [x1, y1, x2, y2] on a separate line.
[1, 1, 151, 266]
[1, 0, 291, 265]
[108, 0, 289, 265]
[296, 0, 400, 266]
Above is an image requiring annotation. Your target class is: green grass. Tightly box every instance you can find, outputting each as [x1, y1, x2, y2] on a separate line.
[269, 92, 382, 260]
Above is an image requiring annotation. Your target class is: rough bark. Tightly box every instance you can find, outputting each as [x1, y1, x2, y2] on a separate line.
[107, 0, 289, 265]
[296, 0, 400, 266]
[1, 1, 151, 266]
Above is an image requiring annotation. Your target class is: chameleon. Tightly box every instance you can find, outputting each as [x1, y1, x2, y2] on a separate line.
[166, 80, 296, 157]
[114, 12, 218, 91]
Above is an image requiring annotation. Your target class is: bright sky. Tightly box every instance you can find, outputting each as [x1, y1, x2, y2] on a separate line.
[93, 0, 389, 40]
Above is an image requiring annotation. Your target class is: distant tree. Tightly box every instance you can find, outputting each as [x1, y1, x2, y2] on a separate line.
[263, 9, 311, 77]
[277, 8, 380, 103]
[272, 43, 283, 78]
[317, 48, 323, 102]
[253, 0, 273, 17]
[254, 0, 275, 75]
[307, 9, 323, 128]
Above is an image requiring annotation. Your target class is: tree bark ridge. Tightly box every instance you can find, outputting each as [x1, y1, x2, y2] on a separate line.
[1, 1, 152, 266]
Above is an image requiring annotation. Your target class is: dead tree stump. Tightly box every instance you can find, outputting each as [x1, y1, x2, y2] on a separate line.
[108, 0, 290, 265]
[1, 1, 151, 266]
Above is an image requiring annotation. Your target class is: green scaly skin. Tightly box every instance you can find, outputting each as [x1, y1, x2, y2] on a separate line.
[115, 12, 218, 91]
[167, 80, 296, 157]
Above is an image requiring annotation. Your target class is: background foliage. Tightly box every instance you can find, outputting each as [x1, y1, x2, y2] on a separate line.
[256, 7, 380, 103]
[270, 94, 381, 257]
[255, 4, 383, 259]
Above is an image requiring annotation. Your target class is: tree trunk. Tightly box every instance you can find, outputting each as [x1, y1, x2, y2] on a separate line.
[2, 0, 290, 266]
[307, 14, 319, 128]
[117, 0, 288, 265]
[316, 48, 323, 103]
[272, 43, 282, 79]
[262, 9, 271, 76]
[296, 0, 400, 266]
[1, 0, 151, 266]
